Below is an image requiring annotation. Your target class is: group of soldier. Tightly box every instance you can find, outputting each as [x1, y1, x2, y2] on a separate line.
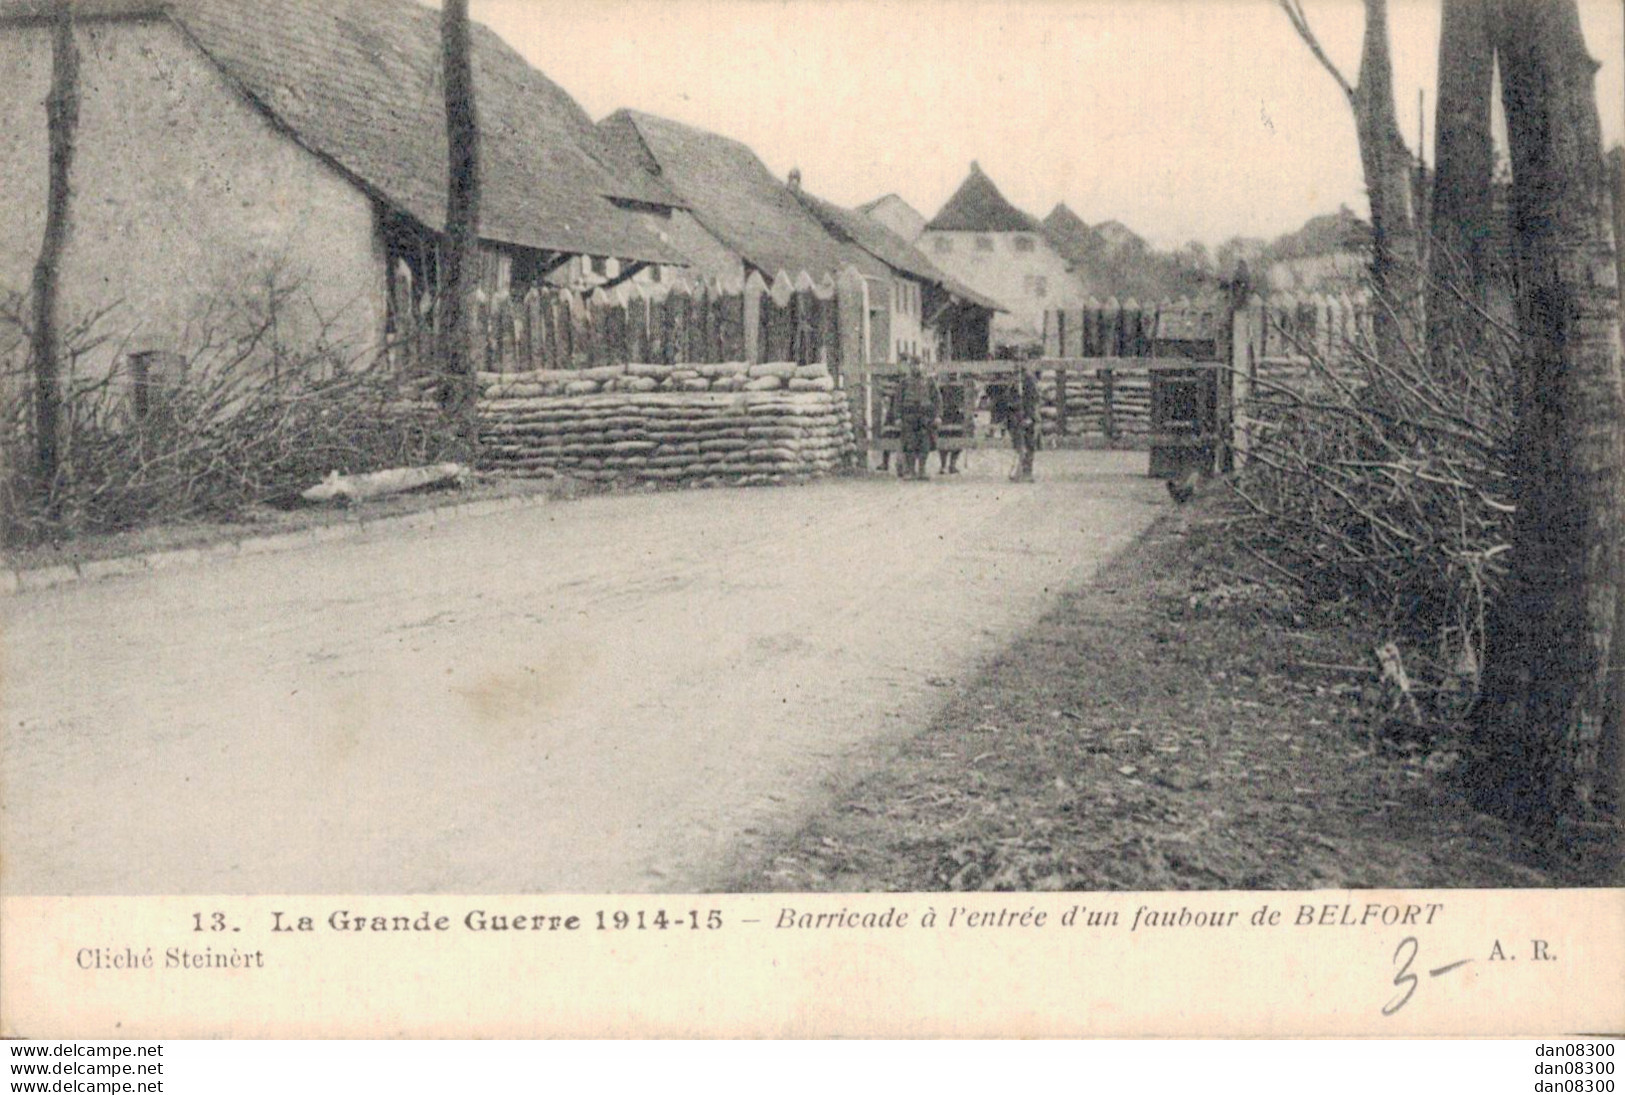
[878, 356, 1041, 482]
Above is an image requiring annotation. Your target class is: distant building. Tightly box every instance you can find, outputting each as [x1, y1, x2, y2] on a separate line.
[0, 0, 681, 378]
[1261, 206, 1372, 294]
[597, 110, 996, 363]
[792, 184, 998, 363]
[856, 194, 927, 244]
[918, 162, 1086, 351]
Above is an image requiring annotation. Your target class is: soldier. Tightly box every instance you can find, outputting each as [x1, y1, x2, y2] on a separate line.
[990, 362, 1040, 482]
[876, 375, 901, 475]
[894, 354, 941, 481]
[936, 376, 971, 475]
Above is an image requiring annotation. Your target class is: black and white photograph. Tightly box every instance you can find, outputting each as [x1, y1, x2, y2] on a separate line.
[1, 0, 1623, 1046]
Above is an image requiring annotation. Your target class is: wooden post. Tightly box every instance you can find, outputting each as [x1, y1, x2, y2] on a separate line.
[702, 279, 724, 363]
[763, 270, 795, 362]
[471, 288, 491, 373]
[1232, 293, 1264, 468]
[1100, 365, 1117, 445]
[491, 291, 513, 372]
[1104, 296, 1122, 357]
[814, 273, 838, 368]
[627, 282, 651, 364]
[719, 274, 745, 361]
[564, 288, 588, 369]
[836, 266, 867, 372]
[520, 286, 539, 369]
[743, 271, 767, 366]
[540, 287, 561, 369]
[792, 270, 816, 365]
[645, 282, 667, 365]
[669, 279, 693, 364]
[1056, 368, 1069, 438]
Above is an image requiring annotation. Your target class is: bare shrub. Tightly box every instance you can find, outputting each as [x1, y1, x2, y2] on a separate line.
[0, 283, 459, 548]
[1228, 284, 1518, 733]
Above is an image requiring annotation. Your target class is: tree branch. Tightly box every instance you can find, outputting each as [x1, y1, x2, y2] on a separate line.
[1278, 0, 1357, 103]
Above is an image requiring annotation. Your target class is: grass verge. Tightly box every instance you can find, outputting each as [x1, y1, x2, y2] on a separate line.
[731, 490, 1619, 892]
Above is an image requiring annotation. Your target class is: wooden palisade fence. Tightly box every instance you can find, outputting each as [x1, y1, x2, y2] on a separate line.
[387, 264, 854, 375]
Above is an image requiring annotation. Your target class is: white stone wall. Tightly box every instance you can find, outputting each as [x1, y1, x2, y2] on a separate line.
[0, 18, 387, 380]
[917, 229, 1085, 349]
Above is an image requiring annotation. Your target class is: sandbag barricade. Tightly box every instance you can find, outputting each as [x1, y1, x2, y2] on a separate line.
[1036, 371, 1152, 441]
[448, 362, 856, 487]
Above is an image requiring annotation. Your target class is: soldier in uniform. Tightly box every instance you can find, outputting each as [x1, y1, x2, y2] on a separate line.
[936, 376, 971, 475]
[989, 362, 1040, 482]
[876, 375, 902, 475]
[894, 355, 941, 481]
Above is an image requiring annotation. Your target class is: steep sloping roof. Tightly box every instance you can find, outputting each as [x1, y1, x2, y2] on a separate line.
[1041, 203, 1096, 258]
[857, 193, 926, 240]
[1, 0, 683, 262]
[598, 109, 887, 280]
[926, 162, 1042, 233]
[792, 189, 1002, 312]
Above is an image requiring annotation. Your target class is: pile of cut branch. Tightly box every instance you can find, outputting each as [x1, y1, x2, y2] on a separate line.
[1228, 298, 1517, 727]
[0, 290, 460, 547]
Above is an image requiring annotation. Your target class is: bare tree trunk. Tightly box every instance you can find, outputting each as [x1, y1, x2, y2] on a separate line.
[439, 0, 480, 453]
[1428, 0, 1497, 371]
[1474, 0, 1625, 827]
[1353, 0, 1423, 321]
[1278, 0, 1421, 364]
[28, 0, 79, 506]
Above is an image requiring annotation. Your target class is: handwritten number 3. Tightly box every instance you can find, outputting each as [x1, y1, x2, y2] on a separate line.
[1384, 936, 1420, 1016]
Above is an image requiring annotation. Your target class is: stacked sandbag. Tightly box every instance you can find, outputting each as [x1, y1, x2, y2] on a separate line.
[475, 360, 839, 400]
[1037, 371, 1152, 441]
[471, 367, 854, 487]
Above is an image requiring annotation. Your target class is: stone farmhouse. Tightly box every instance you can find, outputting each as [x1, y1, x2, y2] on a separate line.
[0, 0, 683, 379]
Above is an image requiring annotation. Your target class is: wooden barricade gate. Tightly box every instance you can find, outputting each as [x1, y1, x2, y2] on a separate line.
[848, 357, 1228, 478]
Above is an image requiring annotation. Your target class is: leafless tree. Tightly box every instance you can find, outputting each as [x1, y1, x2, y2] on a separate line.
[1473, 0, 1625, 824]
[1277, 0, 1423, 363]
[439, 0, 480, 451]
[27, 0, 79, 504]
[1427, 0, 1499, 372]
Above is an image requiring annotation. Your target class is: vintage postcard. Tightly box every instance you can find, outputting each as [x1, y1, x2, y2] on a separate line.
[0, 0, 1622, 1039]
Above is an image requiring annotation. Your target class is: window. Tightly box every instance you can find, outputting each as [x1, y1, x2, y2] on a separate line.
[975, 236, 993, 252]
[590, 255, 608, 276]
[1025, 274, 1048, 298]
[933, 237, 953, 254]
[1014, 235, 1036, 253]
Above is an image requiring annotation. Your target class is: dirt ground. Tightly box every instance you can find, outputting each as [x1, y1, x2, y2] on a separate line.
[731, 500, 1615, 893]
[1, 450, 1163, 895]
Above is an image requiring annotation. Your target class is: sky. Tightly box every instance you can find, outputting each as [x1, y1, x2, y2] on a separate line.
[468, 0, 1625, 250]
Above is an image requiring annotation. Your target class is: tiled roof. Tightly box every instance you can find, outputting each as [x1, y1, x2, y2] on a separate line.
[926, 161, 1042, 233]
[2, 0, 683, 263]
[599, 109, 888, 281]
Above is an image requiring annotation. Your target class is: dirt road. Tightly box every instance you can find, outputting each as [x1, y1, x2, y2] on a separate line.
[2, 451, 1163, 894]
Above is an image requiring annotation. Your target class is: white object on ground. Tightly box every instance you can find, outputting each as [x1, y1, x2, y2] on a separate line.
[301, 463, 469, 504]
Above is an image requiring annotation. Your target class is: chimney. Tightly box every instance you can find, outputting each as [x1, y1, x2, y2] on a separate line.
[788, 167, 802, 192]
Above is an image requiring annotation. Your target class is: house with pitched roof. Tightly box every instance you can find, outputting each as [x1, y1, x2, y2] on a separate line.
[789, 182, 997, 362]
[597, 110, 995, 363]
[0, 0, 682, 377]
[919, 162, 1087, 351]
[856, 194, 927, 244]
